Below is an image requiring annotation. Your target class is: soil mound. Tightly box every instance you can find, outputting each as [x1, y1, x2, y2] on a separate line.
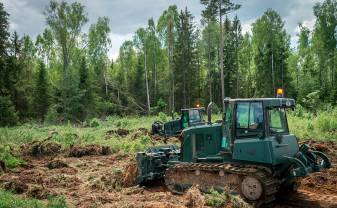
[27, 185, 50, 199]
[68, 144, 112, 157]
[300, 165, 337, 195]
[122, 162, 138, 187]
[21, 140, 61, 156]
[3, 180, 28, 194]
[47, 159, 68, 169]
[185, 185, 205, 208]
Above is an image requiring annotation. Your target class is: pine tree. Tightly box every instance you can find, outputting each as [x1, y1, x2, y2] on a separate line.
[33, 61, 49, 120]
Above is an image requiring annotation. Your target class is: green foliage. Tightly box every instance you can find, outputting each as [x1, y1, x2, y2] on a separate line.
[205, 188, 251, 208]
[0, 96, 19, 127]
[0, 189, 43, 208]
[288, 107, 337, 140]
[90, 118, 100, 128]
[47, 196, 68, 208]
[0, 0, 336, 125]
[0, 145, 25, 168]
[33, 61, 49, 120]
[45, 106, 59, 124]
[252, 9, 293, 98]
[205, 188, 229, 208]
[302, 91, 321, 113]
[158, 112, 169, 122]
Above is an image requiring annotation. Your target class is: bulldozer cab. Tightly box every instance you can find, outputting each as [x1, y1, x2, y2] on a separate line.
[221, 98, 295, 153]
[153, 107, 205, 137]
[181, 108, 205, 128]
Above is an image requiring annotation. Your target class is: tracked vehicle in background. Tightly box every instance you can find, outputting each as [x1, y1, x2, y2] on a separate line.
[137, 98, 331, 207]
[151, 107, 206, 137]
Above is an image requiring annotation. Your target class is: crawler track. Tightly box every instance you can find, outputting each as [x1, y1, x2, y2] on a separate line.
[164, 163, 279, 207]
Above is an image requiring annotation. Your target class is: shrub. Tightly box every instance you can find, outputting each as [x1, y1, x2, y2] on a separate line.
[158, 112, 169, 122]
[205, 188, 228, 208]
[90, 118, 100, 128]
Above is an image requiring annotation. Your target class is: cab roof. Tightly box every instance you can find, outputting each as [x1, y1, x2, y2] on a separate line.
[181, 107, 205, 111]
[225, 98, 295, 108]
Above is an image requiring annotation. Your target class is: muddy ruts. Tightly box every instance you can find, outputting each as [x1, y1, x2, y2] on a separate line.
[164, 163, 279, 207]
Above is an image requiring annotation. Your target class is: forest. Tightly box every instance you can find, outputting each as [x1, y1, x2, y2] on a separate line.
[0, 0, 336, 126]
[0, 1, 337, 207]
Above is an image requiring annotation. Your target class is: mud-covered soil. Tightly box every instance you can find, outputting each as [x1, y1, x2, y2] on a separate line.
[0, 140, 336, 208]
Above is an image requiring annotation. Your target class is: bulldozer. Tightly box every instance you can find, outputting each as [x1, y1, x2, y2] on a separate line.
[136, 98, 331, 207]
[151, 107, 206, 137]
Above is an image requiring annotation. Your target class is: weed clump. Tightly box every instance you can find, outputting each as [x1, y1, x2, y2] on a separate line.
[205, 188, 251, 208]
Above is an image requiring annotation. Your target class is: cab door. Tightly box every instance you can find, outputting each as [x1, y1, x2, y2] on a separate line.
[232, 102, 273, 164]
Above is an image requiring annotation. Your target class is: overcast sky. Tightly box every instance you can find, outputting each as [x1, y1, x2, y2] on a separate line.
[2, 0, 321, 59]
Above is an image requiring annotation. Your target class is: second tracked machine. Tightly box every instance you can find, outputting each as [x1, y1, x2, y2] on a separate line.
[136, 97, 331, 207]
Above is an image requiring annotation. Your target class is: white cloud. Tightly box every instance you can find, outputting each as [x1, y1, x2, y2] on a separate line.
[241, 19, 256, 35]
[108, 33, 134, 60]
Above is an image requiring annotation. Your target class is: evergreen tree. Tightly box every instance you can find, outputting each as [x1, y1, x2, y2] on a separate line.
[174, 8, 199, 109]
[78, 56, 91, 120]
[33, 61, 49, 120]
[252, 9, 293, 97]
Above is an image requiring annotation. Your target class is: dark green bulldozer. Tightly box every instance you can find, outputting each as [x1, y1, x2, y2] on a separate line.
[151, 107, 206, 137]
[136, 98, 331, 207]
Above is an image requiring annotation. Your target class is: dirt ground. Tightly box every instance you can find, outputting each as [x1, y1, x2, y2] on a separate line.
[0, 139, 337, 208]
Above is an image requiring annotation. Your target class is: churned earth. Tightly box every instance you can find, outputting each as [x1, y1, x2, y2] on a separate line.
[0, 134, 336, 208]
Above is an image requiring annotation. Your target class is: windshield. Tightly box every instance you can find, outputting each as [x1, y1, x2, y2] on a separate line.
[267, 108, 288, 134]
[189, 109, 202, 123]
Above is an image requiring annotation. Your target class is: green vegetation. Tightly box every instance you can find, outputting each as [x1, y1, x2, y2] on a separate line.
[0, 0, 336, 127]
[0, 190, 68, 208]
[205, 188, 251, 208]
[288, 107, 337, 140]
[0, 115, 163, 153]
[0, 190, 43, 208]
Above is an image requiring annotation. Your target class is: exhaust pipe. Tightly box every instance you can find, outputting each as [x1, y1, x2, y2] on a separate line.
[207, 102, 214, 124]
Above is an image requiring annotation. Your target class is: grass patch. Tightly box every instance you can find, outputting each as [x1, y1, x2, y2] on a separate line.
[0, 146, 25, 169]
[205, 188, 251, 208]
[288, 107, 337, 140]
[0, 189, 43, 208]
[0, 190, 68, 208]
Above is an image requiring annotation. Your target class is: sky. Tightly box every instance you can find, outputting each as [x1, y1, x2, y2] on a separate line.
[2, 0, 321, 60]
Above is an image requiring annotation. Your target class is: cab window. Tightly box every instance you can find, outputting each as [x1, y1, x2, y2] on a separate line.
[236, 102, 264, 137]
[268, 108, 288, 134]
[189, 109, 201, 123]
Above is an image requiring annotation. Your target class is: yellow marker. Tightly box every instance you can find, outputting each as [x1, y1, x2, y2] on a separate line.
[276, 88, 284, 97]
